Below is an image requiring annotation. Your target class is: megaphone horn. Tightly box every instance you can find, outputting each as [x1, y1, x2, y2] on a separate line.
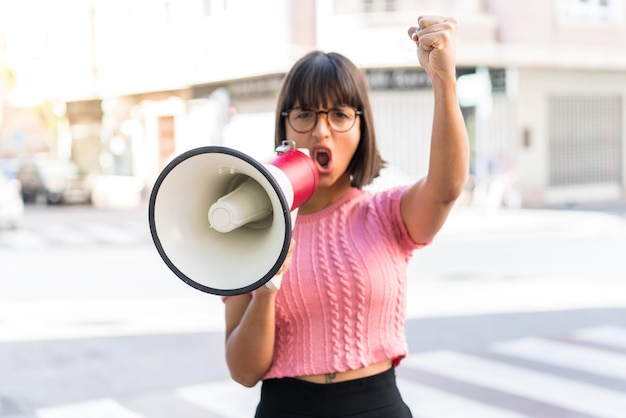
[148, 140, 318, 296]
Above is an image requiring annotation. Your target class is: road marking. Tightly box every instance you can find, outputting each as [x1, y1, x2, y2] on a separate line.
[0, 228, 47, 249]
[82, 222, 147, 245]
[574, 326, 626, 349]
[0, 297, 224, 342]
[404, 350, 626, 418]
[36, 224, 93, 245]
[492, 337, 626, 380]
[176, 380, 260, 418]
[36, 398, 143, 418]
[397, 378, 530, 418]
[0, 222, 148, 249]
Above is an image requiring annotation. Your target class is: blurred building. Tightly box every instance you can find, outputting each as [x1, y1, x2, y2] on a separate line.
[0, 0, 624, 207]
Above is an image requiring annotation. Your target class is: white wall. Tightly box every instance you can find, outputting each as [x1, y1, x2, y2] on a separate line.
[515, 68, 626, 204]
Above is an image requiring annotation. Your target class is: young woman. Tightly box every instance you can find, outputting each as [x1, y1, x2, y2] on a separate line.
[224, 15, 468, 418]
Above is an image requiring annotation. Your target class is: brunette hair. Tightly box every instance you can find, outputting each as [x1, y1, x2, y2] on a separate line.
[275, 51, 385, 188]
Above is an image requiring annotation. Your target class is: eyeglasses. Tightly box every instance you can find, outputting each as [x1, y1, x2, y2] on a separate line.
[282, 107, 362, 133]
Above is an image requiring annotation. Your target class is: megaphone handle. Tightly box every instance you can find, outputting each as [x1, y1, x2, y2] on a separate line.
[265, 274, 283, 291]
[265, 210, 298, 291]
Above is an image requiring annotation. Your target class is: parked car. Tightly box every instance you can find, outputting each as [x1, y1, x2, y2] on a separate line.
[0, 170, 24, 229]
[17, 159, 91, 204]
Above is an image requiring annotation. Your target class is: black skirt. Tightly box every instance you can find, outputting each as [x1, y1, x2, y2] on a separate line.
[255, 367, 413, 418]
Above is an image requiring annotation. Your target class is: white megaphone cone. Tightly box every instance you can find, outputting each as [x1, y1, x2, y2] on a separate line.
[148, 140, 318, 296]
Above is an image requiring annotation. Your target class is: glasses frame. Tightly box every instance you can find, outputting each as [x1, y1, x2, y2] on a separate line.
[281, 107, 363, 134]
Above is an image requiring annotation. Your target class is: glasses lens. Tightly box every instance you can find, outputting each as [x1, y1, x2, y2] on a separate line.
[288, 108, 358, 133]
[289, 109, 316, 133]
[328, 109, 357, 132]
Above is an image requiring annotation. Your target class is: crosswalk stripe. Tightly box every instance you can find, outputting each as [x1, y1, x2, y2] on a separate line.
[176, 381, 260, 418]
[397, 378, 530, 418]
[82, 222, 146, 245]
[404, 350, 626, 418]
[492, 337, 626, 380]
[573, 326, 626, 349]
[0, 223, 148, 249]
[36, 398, 143, 418]
[36, 224, 92, 245]
[0, 297, 221, 342]
[0, 228, 47, 248]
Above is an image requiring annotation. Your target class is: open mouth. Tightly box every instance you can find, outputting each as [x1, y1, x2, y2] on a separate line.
[315, 149, 330, 168]
[313, 148, 332, 172]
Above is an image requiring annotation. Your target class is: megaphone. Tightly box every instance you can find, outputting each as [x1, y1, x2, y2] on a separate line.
[148, 140, 318, 296]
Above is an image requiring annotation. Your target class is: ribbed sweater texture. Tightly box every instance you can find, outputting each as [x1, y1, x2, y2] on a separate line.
[263, 186, 425, 380]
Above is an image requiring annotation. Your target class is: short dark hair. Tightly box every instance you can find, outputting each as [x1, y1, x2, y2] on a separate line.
[275, 51, 385, 188]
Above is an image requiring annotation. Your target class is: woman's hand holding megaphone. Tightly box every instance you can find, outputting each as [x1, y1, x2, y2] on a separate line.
[264, 239, 296, 291]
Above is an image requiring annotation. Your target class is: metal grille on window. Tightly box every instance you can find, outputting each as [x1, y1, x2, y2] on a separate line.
[548, 96, 622, 187]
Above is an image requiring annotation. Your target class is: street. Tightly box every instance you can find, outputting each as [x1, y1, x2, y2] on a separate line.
[1, 203, 626, 417]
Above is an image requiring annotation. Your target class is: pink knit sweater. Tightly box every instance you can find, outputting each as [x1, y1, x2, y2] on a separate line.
[263, 186, 426, 380]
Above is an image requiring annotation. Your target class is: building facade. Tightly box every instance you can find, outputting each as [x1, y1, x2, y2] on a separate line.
[0, 0, 624, 207]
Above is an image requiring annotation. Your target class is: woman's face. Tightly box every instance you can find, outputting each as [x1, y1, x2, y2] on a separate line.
[285, 103, 361, 189]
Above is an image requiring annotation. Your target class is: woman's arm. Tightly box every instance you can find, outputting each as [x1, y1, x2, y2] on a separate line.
[224, 289, 278, 387]
[223, 239, 295, 387]
[401, 15, 470, 244]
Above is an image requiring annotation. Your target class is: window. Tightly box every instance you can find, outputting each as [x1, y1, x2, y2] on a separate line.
[556, 0, 624, 24]
[364, 0, 397, 13]
[203, 0, 228, 16]
[334, 0, 407, 15]
[548, 96, 622, 187]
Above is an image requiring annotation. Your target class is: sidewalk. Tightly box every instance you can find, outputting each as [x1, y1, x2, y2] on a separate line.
[406, 203, 626, 320]
[438, 204, 626, 239]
